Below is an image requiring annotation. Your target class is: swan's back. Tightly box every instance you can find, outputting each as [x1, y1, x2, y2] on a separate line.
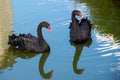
[8, 34, 41, 52]
[79, 18, 91, 32]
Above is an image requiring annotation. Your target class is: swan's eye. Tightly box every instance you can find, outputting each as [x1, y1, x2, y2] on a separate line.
[47, 25, 52, 31]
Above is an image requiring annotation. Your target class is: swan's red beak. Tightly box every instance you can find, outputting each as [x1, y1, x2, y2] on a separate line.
[48, 26, 52, 31]
[78, 13, 83, 18]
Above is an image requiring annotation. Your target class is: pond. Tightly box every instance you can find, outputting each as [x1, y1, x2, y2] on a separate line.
[0, 0, 120, 80]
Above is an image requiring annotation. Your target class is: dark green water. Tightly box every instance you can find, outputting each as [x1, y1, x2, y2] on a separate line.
[0, 0, 120, 80]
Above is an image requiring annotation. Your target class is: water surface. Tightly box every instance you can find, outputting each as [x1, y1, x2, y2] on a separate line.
[0, 0, 120, 80]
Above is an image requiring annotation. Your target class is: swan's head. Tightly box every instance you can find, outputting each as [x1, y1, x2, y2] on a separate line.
[40, 21, 52, 31]
[72, 10, 83, 18]
[47, 25, 52, 31]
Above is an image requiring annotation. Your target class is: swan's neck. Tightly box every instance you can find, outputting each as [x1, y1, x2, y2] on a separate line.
[71, 13, 76, 23]
[37, 26, 48, 48]
[71, 13, 80, 31]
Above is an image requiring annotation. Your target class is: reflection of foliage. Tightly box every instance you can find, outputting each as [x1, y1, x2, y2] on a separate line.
[39, 51, 53, 79]
[70, 38, 92, 74]
[73, 0, 120, 42]
[111, 0, 120, 8]
[0, 51, 16, 71]
[0, 46, 39, 71]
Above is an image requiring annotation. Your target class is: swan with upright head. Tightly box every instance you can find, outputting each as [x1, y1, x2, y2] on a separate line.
[8, 21, 52, 53]
[69, 10, 92, 44]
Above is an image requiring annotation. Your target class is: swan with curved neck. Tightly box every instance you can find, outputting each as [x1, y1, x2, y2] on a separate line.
[69, 10, 92, 44]
[71, 10, 83, 22]
[8, 21, 52, 53]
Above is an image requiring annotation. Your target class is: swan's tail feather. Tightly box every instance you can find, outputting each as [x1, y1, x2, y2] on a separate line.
[8, 34, 23, 49]
[8, 34, 17, 46]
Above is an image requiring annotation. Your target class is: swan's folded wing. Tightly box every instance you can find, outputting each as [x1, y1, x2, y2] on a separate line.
[8, 34, 40, 51]
[79, 18, 92, 32]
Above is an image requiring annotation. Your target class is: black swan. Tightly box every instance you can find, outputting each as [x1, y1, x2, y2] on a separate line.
[8, 21, 52, 53]
[69, 10, 92, 44]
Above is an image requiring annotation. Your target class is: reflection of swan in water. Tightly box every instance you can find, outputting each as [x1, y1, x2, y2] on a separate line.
[39, 51, 53, 79]
[0, 47, 39, 71]
[8, 46, 39, 59]
[0, 47, 53, 79]
[70, 38, 92, 74]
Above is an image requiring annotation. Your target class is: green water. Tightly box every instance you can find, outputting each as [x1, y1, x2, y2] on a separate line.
[0, 0, 120, 80]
